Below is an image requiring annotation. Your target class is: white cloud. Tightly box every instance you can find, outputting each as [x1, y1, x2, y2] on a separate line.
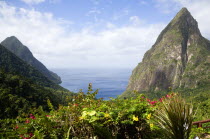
[129, 16, 144, 26]
[0, 1, 165, 69]
[20, 0, 45, 4]
[106, 22, 116, 29]
[154, 0, 210, 39]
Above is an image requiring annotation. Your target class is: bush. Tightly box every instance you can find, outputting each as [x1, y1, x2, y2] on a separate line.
[0, 85, 161, 138]
[154, 94, 196, 139]
[0, 86, 199, 139]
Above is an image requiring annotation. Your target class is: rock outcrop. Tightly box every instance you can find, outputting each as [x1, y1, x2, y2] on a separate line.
[122, 8, 210, 97]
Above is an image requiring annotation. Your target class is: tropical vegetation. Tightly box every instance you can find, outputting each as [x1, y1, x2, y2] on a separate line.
[0, 84, 209, 139]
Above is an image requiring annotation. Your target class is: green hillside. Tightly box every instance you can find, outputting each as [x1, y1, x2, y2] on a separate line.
[0, 44, 63, 90]
[0, 70, 73, 119]
[0, 44, 74, 118]
[1, 36, 62, 84]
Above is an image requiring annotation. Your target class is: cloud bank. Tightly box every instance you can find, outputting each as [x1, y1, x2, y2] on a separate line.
[0, 1, 164, 69]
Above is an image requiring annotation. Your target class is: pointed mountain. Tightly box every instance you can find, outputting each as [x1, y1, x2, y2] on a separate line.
[0, 44, 62, 89]
[122, 8, 210, 97]
[1, 36, 62, 84]
[0, 44, 73, 118]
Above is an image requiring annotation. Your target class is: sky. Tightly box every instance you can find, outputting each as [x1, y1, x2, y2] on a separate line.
[0, 0, 210, 69]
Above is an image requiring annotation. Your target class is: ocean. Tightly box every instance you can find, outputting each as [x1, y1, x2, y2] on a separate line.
[53, 68, 132, 100]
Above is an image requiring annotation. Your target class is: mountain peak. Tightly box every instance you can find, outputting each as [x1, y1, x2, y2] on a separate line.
[1, 36, 62, 84]
[122, 7, 210, 97]
[179, 7, 190, 15]
[7, 36, 18, 40]
[172, 7, 197, 27]
[3, 36, 23, 46]
[174, 7, 193, 21]
[154, 8, 201, 46]
[5, 36, 20, 42]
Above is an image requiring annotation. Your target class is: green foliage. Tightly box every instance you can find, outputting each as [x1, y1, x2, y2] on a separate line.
[190, 127, 204, 139]
[0, 84, 208, 139]
[154, 94, 196, 139]
[0, 85, 163, 138]
[0, 70, 74, 119]
[174, 84, 210, 121]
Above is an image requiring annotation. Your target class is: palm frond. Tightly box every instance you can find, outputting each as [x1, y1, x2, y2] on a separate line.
[154, 94, 195, 139]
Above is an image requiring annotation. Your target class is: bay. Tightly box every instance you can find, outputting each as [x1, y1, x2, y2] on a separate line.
[53, 68, 132, 100]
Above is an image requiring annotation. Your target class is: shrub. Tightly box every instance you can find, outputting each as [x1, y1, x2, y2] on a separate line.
[0, 85, 160, 138]
[154, 93, 196, 139]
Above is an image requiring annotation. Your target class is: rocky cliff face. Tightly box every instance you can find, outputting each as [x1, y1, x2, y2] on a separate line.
[123, 8, 210, 96]
[1, 36, 62, 84]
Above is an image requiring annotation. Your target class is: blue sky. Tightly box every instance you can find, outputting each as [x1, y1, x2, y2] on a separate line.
[10, 0, 175, 30]
[1, 0, 210, 69]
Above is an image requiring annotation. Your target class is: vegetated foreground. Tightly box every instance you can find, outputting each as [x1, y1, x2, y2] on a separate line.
[0, 84, 210, 139]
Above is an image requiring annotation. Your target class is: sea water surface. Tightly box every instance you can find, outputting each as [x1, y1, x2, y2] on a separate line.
[53, 68, 132, 100]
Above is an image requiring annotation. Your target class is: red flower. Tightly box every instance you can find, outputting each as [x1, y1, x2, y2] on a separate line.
[73, 103, 78, 106]
[146, 98, 151, 102]
[149, 101, 157, 105]
[15, 125, 19, 129]
[25, 119, 30, 123]
[29, 114, 35, 119]
[166, 94, 171, 98]
[159, 98, 164, 102]
[29, 132, 33, 137]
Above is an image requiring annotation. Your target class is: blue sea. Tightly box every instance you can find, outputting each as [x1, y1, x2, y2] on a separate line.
[53, 68, 132, 100]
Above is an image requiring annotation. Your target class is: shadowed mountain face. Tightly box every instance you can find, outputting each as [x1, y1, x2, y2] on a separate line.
[0, 44, 73, 119]
[122, 8, 210, 97]
[1, 36, 62, 84]
[0, 44, 64, 90]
